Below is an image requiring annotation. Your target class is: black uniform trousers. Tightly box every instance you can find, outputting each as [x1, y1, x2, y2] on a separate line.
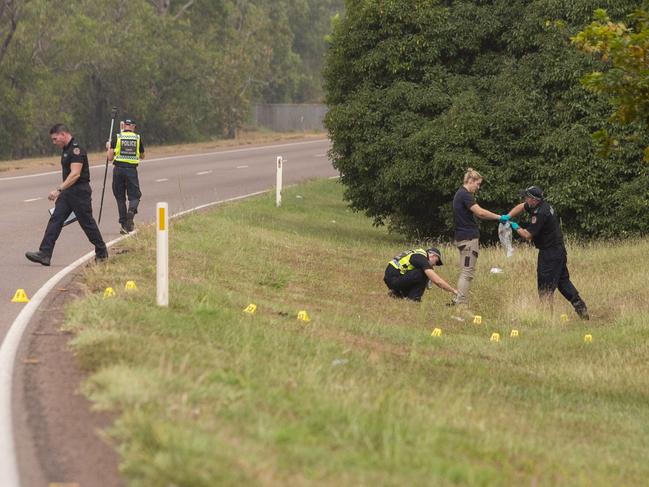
[537, 245, 582, 307]
[40, 183, 107, 258]
[112, 164, 141, 225]
[384, 265, 428, 302]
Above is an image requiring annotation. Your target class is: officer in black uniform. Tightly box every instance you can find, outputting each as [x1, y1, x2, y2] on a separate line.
[26, 124, 108, 266]
[384, 247, 458, 302]
[507, 186, 589, 319]
[107, 118, 144, 234]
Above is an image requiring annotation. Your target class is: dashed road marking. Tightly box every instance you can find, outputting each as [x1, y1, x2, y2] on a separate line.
[236, 165, 249, 169]
[155, 178, 169, 183]
[23, 198, 42, 203]
[196, 170, 212, 176]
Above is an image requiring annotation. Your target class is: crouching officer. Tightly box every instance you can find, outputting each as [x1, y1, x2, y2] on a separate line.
[507, 186, 589, 319]
[107, 118, 144, 234]
[384, 247, 458, 302]
[26, 124, 108, 266]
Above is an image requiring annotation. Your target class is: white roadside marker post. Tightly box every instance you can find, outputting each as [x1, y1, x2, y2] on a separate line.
[157, 202, 169, 307]
[276, 156, 283, 207]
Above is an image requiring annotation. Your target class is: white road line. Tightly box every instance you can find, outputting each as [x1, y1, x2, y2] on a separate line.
[0, 139, 328, 182]
[196, 170, 212, 176]
[23, 198, 42, 203]
[155, 178, 169, 183]
[236, 165, 249, 169]
[0, 188, 273, 487]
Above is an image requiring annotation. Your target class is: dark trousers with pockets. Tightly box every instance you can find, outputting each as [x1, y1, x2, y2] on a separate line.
[112, 164, 141, 225]
[384, 266, 428, 302]
[537, 245, 584, 309]
[40, 183, 107, 258]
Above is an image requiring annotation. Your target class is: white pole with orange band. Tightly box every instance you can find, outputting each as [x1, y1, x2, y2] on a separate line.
[157, 202, 169, 306]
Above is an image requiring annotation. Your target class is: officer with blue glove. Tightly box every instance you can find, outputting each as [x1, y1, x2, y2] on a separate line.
[452, 168, 512, 308]
[507, 186, 589, 319]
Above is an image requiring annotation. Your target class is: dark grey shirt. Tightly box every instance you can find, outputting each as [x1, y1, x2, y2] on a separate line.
[453, 186, 478, 241]
[524, 201, 564, 249]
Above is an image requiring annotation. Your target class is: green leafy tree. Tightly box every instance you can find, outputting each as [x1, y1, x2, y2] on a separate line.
[0, 0, 342, 158]
[573, 5, 649, 160]
[324, 0, 649, 240]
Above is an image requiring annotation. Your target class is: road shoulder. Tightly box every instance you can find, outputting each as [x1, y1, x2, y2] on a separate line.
[13, 272, 123, 487]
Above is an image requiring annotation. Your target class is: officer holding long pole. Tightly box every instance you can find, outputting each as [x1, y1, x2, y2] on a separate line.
[98, 106, 118, 225]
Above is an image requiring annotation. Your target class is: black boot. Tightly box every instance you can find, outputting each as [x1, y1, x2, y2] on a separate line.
[125, 209, 136, 232]
[573, 298, 589, 320]
[25, 251, 51, 266]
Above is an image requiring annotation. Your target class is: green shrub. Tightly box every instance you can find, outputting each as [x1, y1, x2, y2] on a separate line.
[324, 0, 649, 240]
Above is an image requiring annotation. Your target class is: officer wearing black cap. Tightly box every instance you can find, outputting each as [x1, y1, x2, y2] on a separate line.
[107, 117, 145, 234]
[384, 247, 458, 301]
[507, 186, 589, 319]
[25, 123, 108, 266]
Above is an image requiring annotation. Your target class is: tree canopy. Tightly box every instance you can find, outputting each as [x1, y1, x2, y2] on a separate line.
[573, 3, 649, 160]
[0, 0, 343, 159]
[324, 0, 649, 240]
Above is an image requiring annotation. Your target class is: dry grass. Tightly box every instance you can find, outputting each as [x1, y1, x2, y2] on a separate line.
[64, 179, 649, 486]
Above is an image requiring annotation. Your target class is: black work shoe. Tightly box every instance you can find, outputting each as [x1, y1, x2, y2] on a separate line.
[25, 251, 51, 266]
[125, 210, 136, 232]
[95, 253, 108, 263]
[120, 225, 131, 235]
[575, 306, 590, 320]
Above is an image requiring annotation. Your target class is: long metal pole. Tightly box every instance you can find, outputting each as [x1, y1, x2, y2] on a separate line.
[98, 106, 118, 224]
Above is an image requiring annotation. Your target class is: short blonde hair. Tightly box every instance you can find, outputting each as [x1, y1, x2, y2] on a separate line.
[463, 168, 483, 184]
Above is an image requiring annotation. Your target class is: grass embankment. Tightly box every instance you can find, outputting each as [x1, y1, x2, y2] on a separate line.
[0, 129, 325, 173]
[66, 179, 649, 486]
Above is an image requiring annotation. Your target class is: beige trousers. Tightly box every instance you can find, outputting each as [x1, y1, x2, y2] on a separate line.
[454, 238, 479, 305]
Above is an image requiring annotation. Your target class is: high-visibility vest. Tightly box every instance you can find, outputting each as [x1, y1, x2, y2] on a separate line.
[388, 249, 427, 275]
[114, 131, 141, 165]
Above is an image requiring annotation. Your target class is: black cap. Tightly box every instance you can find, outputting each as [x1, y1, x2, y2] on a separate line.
[123, 118, 136, 125]
[426, 247, 443, 266]
[520, 186, 544, 200]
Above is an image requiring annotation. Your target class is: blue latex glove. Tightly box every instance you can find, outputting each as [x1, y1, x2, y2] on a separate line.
[499, 214, 511, 223]
[510, 221, 520, 231]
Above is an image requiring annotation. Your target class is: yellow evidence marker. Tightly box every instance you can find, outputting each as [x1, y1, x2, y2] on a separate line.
[243, 303, 257, 314]
[490, 332, 500, 343]
[560, 314, 569, 323]
[125, 280, 138, 291]
[510, 330, 519, 338]
[584, 334, 593, 343]
[297, 310, 311, 322]
[11, 289, 30, 303]
[431, 328, 442, 337]
[473, 315, 482, 325]
[103, 287, 116, 299]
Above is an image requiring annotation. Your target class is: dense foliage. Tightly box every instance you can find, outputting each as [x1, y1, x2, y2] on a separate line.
[573, 4, 649, 159]
[324, 0, 649, 240]
[0, 0, 342, 158]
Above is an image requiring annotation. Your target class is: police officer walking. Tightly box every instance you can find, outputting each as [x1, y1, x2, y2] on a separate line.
[26, 124, 108, 266]
[507, 186, 589, 319]
[107, 118, 144, 234]
[384, 247, 458, 302]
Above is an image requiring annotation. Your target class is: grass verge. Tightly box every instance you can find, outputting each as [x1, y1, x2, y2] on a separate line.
[65, 179, 649, 486]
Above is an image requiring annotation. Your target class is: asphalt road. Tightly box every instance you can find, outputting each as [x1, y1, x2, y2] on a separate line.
[0, 137, 334, 486]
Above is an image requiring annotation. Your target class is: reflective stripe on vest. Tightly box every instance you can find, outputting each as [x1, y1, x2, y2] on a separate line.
[387, 249, 427, 275]
[114, 131, 141, 165]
